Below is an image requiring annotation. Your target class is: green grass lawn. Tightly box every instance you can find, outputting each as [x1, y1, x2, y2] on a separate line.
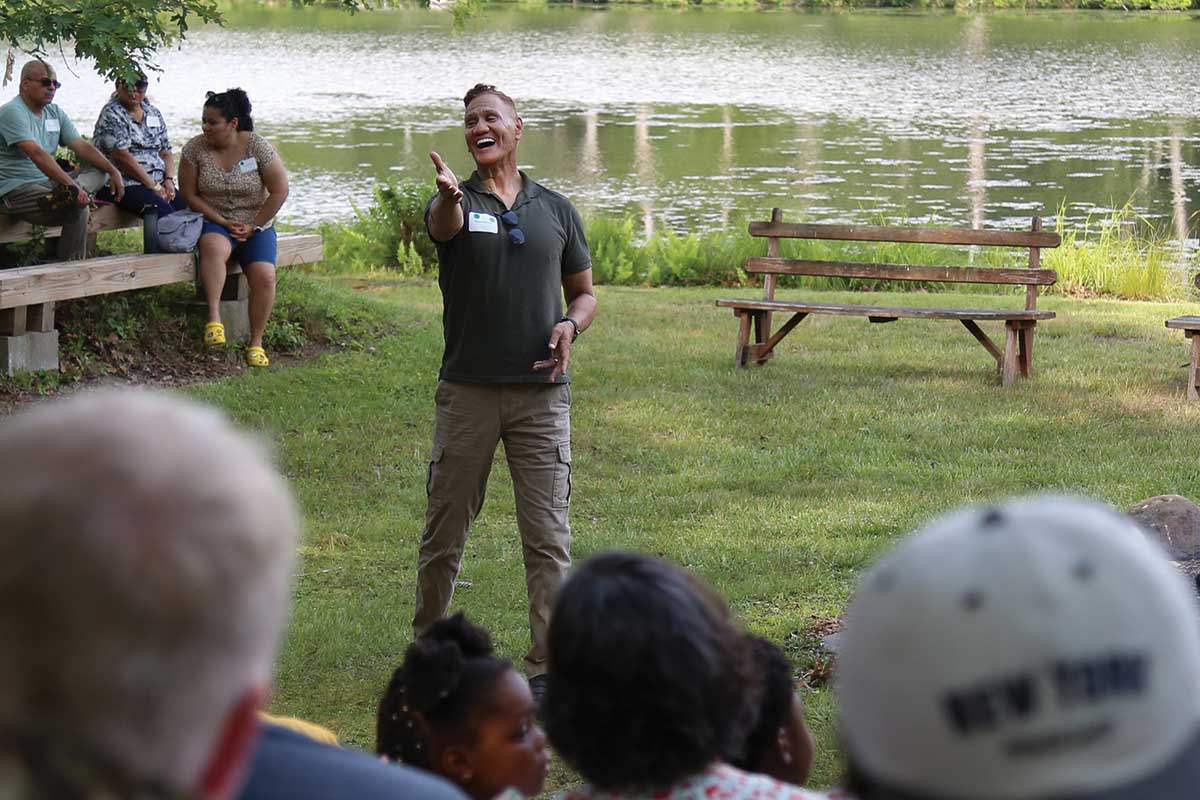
[187, 278, 1200, 793]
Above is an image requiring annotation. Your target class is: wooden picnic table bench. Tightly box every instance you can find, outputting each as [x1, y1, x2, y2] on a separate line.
[0, 208, 323, 374]
[715, 210, 1062, 386]
[1165, 316, 1200, 400]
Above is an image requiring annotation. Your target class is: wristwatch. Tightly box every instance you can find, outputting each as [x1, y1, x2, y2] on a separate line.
[252, 224, 265, 234]
[560, 316, 580, 341]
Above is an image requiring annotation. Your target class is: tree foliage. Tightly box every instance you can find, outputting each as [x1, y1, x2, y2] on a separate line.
[0, 0, 367, 85]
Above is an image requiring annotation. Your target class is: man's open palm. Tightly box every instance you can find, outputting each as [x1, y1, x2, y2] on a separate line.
[430, 151, 462, 204]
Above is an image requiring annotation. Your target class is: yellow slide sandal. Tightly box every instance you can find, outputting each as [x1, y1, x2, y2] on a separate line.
[245, 346, 270, 368]
[204, 321, 226, 347]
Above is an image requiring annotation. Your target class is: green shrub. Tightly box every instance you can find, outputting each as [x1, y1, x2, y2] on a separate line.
[321, 181, 437, 273]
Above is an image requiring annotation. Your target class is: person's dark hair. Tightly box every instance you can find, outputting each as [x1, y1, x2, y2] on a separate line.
[728, 635, 795, 772]
[463, 83, 517, 113]
[203, 88, 253, 132]
[544, 551, 757, 792]
[375, 613, 512, 768]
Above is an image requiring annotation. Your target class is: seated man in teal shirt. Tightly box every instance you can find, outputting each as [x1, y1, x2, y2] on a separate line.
[0, 60, 124, 261]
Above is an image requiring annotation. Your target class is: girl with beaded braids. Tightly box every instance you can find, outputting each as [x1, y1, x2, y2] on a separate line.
[376, 613, 549, 800]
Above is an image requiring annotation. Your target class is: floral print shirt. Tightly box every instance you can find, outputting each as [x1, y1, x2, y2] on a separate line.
[558, 763, 828, 800]
[91, 97, 170, 185]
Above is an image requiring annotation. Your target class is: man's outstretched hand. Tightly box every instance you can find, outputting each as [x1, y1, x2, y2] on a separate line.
[430, 151, 462, 205]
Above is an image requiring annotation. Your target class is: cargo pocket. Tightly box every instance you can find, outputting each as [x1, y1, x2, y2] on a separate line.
[552, 442, 572, 509]
[426, 443, 446, 499]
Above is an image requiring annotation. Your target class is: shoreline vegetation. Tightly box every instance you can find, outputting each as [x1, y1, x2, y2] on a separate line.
[320, 182, 1195, 302]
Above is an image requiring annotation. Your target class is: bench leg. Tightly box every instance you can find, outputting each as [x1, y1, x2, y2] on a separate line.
[0, 307, 27, 337]
[1018, 322, 1034, 379]
[1189, 332, 1200, 401]
[26, 302, 54, 333]
[1001, 321, 1019, 386]
[734, 310, 752, 368]
[0, 305, 58, 375]
[752, 312, 772, 365]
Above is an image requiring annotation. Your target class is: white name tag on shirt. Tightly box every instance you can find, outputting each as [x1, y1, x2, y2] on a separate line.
[44, 118, 60, 133]
[237, 157, 257, 174]
[467, 212, 498, 234]
[147, 116, 161, 129]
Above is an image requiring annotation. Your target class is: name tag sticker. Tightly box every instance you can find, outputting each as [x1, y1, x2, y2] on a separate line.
[44, 118, 60, 133]
[468, 212, 498, 234]
[237, 157, 258, 174]
[147, 116, 162, 129]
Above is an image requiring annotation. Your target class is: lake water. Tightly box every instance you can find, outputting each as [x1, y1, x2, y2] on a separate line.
[32, 6, 1200, 239]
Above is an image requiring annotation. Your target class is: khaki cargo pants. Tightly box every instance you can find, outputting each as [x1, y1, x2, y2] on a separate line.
[0, 174, 104, 262]
[413, 380, 573, 677]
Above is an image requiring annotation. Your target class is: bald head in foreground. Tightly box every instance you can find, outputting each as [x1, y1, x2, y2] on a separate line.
[0, 390, 299, 798]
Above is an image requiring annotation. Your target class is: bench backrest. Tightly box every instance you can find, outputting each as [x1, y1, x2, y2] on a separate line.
[748, 209, 1061, 311]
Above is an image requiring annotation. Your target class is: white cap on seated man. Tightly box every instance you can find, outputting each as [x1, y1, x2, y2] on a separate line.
[0, 390, 298, 798]
[835, 496, 1200, 800]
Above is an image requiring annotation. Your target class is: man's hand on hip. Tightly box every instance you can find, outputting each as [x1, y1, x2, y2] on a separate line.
[533, 321, 576, 381]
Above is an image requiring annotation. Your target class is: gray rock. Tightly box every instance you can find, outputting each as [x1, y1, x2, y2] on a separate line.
[1128, 495, 1200, 561]
[820, 631, 843, 657]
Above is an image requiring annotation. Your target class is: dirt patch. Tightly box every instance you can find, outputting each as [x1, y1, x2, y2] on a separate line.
[0, 290, 342, 415]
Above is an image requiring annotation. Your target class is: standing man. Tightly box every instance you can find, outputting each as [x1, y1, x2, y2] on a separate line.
[414, 83, 597, 704]
[0, 60, 124, 260]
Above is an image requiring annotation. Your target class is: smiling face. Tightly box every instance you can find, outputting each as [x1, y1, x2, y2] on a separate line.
[463, 92, 523, 169]
[455, 669, 548, 800]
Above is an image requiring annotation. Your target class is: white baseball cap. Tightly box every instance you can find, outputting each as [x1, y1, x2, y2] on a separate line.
[836, 496, 1200, 800]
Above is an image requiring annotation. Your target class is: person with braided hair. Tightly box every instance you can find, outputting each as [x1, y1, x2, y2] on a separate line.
[376, 613, 549, 800]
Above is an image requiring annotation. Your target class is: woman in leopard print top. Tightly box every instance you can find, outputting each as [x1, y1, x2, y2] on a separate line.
[179, 88, 289, 368]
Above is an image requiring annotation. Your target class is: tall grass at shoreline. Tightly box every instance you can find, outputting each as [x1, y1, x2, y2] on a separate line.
[320, 181, 1193, 301]
[1045, 203, 1186, 301]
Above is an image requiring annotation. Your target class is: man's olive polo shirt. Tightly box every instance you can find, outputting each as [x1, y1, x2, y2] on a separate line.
[427, 171, 591, 384]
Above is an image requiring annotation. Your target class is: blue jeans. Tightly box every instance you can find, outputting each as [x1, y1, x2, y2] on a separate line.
[97, 183, 187, 218]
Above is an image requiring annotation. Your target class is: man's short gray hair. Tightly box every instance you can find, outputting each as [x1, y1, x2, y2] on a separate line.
[0, 389, 299, 790]
[19, 61, 52, 81]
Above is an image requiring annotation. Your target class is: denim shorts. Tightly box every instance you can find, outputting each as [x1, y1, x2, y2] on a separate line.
[201, 221, 278, 267]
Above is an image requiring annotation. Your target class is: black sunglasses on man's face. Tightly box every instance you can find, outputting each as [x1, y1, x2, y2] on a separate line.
[29, 77, 62, 89]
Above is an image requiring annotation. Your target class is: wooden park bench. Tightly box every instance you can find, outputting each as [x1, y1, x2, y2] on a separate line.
[715, 210, 1062, 386]
[1165, 316, 1200, 400]
[0, 207, 323, 374]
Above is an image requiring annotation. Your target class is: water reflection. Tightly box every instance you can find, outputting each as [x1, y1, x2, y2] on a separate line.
[1169, 124, 1188, 245]
[23, 6, 1200, 234]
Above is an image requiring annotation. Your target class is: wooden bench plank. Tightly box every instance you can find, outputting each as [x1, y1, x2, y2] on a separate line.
[1165, 316, 1200, 331]
[0, 233, 323, 309]
[0, 204, 142, 244]
[744, 257, 1058, 286]
[716, 298, 1055, 322]
[0, 253, 193, 308]
[747, 221, 1062, 249]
